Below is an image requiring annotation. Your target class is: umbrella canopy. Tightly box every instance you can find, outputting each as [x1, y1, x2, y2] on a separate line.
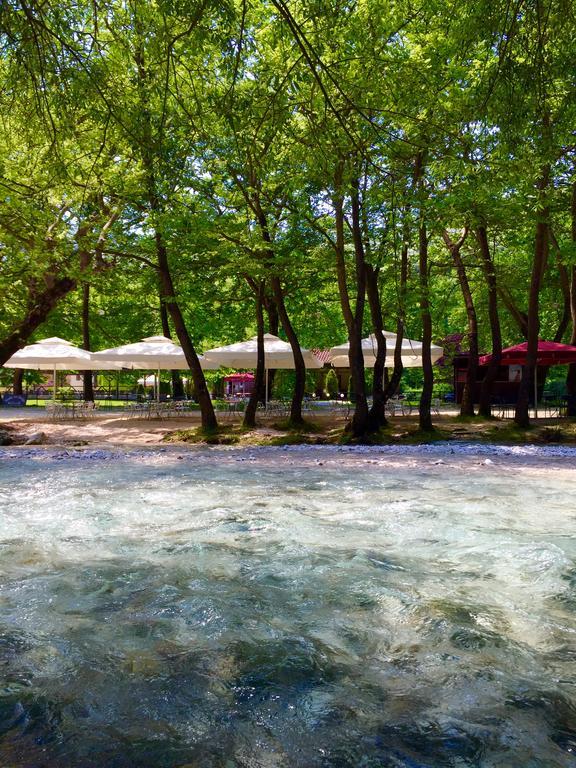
[4, 336, 123, 401]
[93, 335, 217, 402]
[137, 374, 160, 387]
[4, 337, 116, 371]
[93, 335, 218, 370]
[203, 334, 323, 370]
[329, 332, 443, 368]
[479, 340, 576, 367]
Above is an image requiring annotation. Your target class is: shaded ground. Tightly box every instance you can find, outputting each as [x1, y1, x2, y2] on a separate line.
[1, 408, 576, 448]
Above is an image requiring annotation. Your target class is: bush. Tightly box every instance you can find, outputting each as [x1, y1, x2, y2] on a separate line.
[325, 369, 339, 399]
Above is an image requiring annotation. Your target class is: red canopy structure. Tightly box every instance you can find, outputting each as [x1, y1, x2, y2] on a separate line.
[223, 372, 255, 398]
[479, 340, 576, 367]
[479, 340, 576, 417]
[223, 373, 255, 382]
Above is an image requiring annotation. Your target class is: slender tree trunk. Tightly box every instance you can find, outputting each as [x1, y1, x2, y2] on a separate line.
[250, 191, 306, 425]
[155, 232, 217, 430]
[498, 286, 528, 338]
[270, 275, 306, 425]
[550, 235, 571, 342]
[566, 181, 576, 417]
[343, 175, 369, 437]
[384, 207, 410, 401]
[81, 282, 95, 401]
[135, 18, 216, 430]
[365, 264, 387, 431]
[515, 164, 550, 427]
[477, 226, 502, 417]
[160, 298, 184, 398]
[415, 152, 434, 431]
[419, 222, 434, 431]
[13, 369, 24, 396]
[265, 296, 279, 397]
[515, 12, 551, 426]
[443, 228, 475, 416]
[244, 282, 265, 428]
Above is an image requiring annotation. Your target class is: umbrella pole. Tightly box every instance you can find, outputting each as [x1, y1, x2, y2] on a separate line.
[157, 368, 160, 403]
[534, 367, 538, 419]
[53, 365, 57, 401]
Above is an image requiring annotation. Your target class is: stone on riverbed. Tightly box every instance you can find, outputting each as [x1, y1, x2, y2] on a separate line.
[23, 431, 48, 445]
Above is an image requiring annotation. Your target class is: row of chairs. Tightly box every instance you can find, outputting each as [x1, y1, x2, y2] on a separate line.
[45, 401, 99, 420]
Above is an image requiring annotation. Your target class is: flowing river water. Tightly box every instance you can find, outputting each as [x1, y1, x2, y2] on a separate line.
[0, 447, 575, 767]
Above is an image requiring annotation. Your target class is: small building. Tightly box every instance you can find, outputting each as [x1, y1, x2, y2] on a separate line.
[453, 354, 524, 404]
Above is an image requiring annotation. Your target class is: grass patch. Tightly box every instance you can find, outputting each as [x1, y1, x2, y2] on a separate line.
[270, 418, 323, 434]
[164, 413, 576, 447]
[454, 414, 496, 424]
[163, 426, 240, 445]
[483, 422, 536, 443]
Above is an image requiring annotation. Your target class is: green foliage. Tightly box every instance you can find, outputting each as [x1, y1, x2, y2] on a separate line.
[325, 370, 339, 399]
[1, 0, 575, 405]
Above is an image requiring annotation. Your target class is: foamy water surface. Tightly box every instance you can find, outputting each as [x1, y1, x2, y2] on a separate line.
[1, 448, 575, 766]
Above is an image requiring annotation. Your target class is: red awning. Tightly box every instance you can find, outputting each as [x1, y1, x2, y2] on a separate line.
[479, 340, 576, 366]
[222, 372, 255, 382]
[311, 349, 332, 364]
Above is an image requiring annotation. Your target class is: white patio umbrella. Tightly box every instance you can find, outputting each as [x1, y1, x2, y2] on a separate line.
[329, 331, 443, 368]
[3, 337, 122, 400]
[93, 335, 217, 401]
[203, 334, 322, 403]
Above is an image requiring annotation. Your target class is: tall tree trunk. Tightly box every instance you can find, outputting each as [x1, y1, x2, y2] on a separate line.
[13, 369, 24, 396]
[265, 295, 279, 397]
[477, 226, 503, 417]
[365, 263, 387, 431]
[244, 282, 265, 428]
[384, 206, 410, 401]
[419, 222, 434, 431]
[343, 175, 369, 437]
[81, 282, 95, 401]
[566, 181, 576, 417]
[443, 228, 475, 416]
[155, 231, 217, 430]
[515, 164, 550, 427]
[415, 152, 434, 431]
[270, 275, 306, 426]
[160, 297, 184, 398]
[550, 233, 571, 342]
[135, 26, 216, 431]
[250, 191, 306, 425]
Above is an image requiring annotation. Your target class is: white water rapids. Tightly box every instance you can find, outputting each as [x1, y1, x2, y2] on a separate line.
[0, 446, 575, 767]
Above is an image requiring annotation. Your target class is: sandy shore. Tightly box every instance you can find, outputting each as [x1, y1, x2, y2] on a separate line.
[0, 410, 222, 446]
[0, 409, 350, 446]
[1, 410, 576, 477]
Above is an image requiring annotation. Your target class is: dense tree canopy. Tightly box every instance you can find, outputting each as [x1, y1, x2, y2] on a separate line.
[1, 0, 575, 434]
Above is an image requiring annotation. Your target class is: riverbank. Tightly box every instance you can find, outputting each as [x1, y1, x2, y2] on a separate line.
[1, 409, 576, 451]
